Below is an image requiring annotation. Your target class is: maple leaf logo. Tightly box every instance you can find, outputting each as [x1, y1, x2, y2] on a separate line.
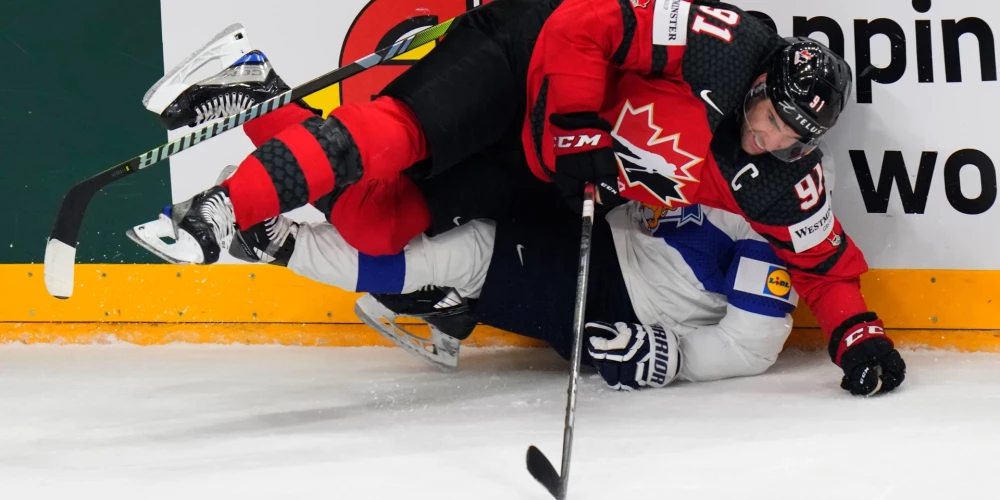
[611, 100, 703, 208]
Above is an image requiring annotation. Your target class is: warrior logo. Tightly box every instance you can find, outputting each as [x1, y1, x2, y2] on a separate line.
[631, 0, 651, 8]
[612, 100, 703, 208]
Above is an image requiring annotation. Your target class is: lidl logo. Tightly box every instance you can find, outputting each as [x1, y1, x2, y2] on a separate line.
[764, 267, 792, 299]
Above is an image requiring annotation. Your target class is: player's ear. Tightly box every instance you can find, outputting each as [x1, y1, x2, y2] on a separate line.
[753, 73, 767, 85]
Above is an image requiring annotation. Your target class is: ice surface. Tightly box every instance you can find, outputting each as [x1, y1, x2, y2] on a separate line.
[0, 343, 997, 499]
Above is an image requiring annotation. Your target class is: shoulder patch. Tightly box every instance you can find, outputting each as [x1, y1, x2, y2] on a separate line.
[788, 195, 834, 253]
[653, 0, 691, 47]
[731, 256, 799, 314]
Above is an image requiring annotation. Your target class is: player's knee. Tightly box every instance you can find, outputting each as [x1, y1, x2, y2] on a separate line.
[737, 353, 779, 377]
[679, 333, 785, 382]
[730, 336, 786, 378]
[330, 176, 431, 256]
[341, 226, 401, 256]
[333, 210, 409, 256]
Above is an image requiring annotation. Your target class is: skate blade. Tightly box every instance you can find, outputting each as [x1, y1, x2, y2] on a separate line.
[126, 214, 206, 265]
[355, 294, 460, 372]
[143, 23, 251, 114]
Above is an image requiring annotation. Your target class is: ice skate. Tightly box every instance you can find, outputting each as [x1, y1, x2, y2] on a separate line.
[206, 164, 300, 267]
[355, 287, 478, 372]
[143, 23, 289, 130]
[228, 215, 298, 266]
[126, 186, 237, 265]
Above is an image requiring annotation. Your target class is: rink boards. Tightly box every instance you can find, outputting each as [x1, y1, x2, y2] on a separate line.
[4, 0, 1000, 351]
[1, 263, 997, 352]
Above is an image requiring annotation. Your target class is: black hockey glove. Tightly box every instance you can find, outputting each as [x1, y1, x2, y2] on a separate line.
[585, 322, 680, 391]
[829, 313, 906, 396]
[549, 112, 623, 211]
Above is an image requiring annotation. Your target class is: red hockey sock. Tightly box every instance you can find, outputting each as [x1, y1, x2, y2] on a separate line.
[331, 175, 432, 256]
[222, 96, 430, 230]
[224, 118, 338, 229]
[242, 103, 317, 147]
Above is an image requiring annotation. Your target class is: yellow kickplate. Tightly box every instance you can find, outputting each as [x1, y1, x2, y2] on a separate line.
[3, 264, 1000, 351]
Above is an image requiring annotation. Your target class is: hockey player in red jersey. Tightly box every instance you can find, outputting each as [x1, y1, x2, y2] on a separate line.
[132, 0, 904, 396]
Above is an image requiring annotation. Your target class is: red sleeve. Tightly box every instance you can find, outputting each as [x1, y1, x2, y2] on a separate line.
[699, 159, 871, 338]
[535, 0, 665, 114]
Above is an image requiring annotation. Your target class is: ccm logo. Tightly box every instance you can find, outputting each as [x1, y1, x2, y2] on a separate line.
[555, 134, 603, 149]
[844, 325, 885, 347]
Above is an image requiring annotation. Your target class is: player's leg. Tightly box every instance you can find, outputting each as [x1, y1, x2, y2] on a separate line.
[233, 135, 533, 263]
[351, 199, 635, 371]
[132, 0, 556, 265]
[228, 205, 493, 373]
[326, 175, 432, 257]
[473, 215, 638, 361]
[324, 120, 555, 257]
[284, 219, 496, 297]
[282, 0, 561, 254]
[673, 310, 792, 383]
[355, 288, 478, 371]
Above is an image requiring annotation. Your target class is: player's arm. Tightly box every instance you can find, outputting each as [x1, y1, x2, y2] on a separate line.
[672, 231, 798, 382]
[535, 0, 655, 114]
[700, 156, 905, 396]
[535, 0, 670, 209]
[584, 211, 795, 390]
[742, 193, 907, 397]
[582, 260, 793, 391]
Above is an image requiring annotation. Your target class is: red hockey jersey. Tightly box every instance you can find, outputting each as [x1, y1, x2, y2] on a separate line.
[521, 0, 870, 337]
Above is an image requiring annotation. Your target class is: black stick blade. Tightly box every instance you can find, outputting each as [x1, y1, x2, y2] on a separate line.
[526, 445, 562, 499]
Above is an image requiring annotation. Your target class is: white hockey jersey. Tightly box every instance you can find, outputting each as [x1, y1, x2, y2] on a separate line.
[287, 199, 798, 383]
[606, 202, 798, 382]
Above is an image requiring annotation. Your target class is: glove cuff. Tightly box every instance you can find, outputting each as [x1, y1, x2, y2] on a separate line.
[828, 312, 891, 366]
[644, 324, 680, 388]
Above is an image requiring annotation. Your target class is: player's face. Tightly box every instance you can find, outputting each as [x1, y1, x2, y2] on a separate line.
[741, 97, 802, 156]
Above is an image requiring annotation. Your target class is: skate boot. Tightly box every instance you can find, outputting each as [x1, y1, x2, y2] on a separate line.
[228, 215, 299, 266]
[143, 23, 290, 130]
[208, 164, 299, 267]
[355, 287, 478, 372]
[126, 186, 237, 265]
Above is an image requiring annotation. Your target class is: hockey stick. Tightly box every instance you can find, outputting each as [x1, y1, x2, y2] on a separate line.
[43, 14, 468, 299]
[526, 183, 596, 500]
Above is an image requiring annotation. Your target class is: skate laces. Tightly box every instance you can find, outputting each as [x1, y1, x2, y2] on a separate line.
[194, 92, 253, 125]
[202, 192, 236, 250]
[263, 216, 297, 246]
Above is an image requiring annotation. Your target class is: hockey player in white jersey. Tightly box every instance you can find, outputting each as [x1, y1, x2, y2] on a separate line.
[231, 199, 798, 391]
